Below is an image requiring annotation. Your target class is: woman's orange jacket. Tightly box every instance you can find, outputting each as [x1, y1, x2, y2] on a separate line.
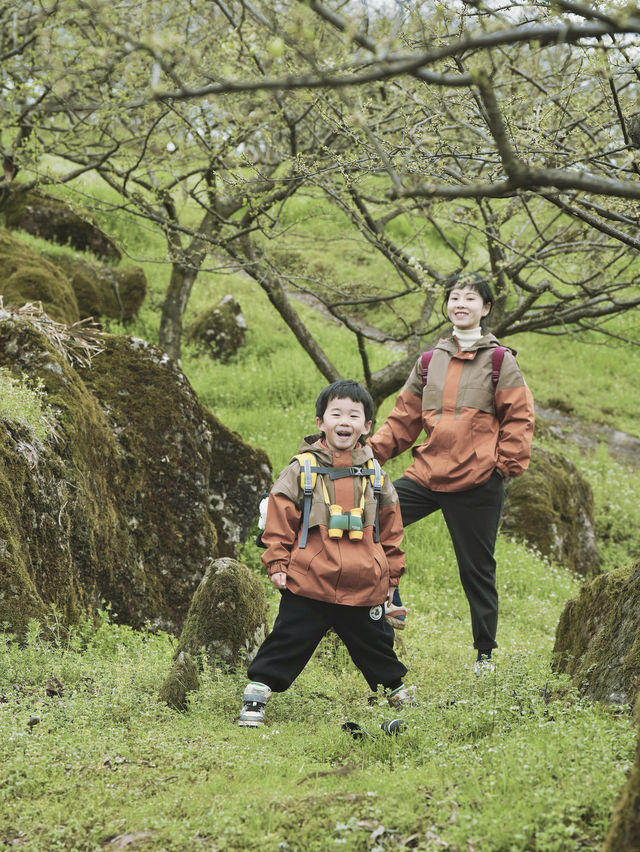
[369, 334, 535, 492]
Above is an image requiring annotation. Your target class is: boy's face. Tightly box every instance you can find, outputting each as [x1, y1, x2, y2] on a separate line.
[316, 397, 371, 454]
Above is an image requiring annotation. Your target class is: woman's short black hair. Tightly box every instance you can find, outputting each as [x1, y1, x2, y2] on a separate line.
[315, 379, 374, 424]
[443, 272, 494, 315]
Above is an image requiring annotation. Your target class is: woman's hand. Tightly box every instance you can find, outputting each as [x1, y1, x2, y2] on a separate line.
[270, 571, 287, 590]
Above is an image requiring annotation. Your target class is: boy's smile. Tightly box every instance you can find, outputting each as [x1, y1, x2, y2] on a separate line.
[316, 397, 372, 454]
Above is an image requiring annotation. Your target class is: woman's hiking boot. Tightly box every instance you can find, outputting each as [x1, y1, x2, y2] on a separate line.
[387, 684, 416, 709]
[384, 602, 407, 630]
[473, 651, 495, 677]
[238, 682, 272, 727]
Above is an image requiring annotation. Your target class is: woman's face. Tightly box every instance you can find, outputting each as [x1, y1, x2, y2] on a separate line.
[447, 285, 491, 330]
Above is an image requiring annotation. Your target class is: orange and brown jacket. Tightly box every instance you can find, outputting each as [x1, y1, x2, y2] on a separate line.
[369, 334, 535, 492]
[261, 435, 405, 607]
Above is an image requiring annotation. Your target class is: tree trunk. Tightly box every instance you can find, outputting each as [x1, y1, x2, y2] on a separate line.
[159, 263, 199, 362]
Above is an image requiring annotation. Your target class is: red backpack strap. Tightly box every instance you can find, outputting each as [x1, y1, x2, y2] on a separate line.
[421, 350, 434, 388]
[491, 346, 507, 392]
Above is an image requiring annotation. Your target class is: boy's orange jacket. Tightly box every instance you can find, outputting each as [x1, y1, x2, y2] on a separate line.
[261, 436, 405, 607]
[369, 334, 535, 492]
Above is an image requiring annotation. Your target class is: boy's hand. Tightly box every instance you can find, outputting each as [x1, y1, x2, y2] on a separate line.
[387, 587, 395, 606]
[270, 571, 287, 590]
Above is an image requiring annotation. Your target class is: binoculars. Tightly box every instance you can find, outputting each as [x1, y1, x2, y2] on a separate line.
[328, 504, 363, 540]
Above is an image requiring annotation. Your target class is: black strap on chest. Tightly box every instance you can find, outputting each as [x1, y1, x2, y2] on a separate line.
[295, 454, 383, 548]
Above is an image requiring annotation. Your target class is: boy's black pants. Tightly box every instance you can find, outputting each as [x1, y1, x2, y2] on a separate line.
[247, 589, 407, 693]
[393, 471, 505, 651]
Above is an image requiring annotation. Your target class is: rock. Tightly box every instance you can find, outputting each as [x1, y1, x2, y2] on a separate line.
[602, 732, 640, 852]
[158, 651, 200, 711]
[1, 188, 121, 261]
[0, 228, 80, 324]
[535, 405, 640, 470]
[45, 254, 147, 323]
[553, 562, 640, 712]
[502, 445, 600, 576]
[0, 309, 272, 636]
[187, 294, 247, 361]
[554, 563, 640, 852]
[175, 557, 268, 670]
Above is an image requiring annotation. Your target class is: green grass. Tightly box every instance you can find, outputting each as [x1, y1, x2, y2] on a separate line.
[0, 527, 634, 851]
[0, 367, 55, 442]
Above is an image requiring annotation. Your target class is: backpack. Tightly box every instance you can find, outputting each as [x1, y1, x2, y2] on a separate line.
[421, 346, 507, 404]
[257, 452, 384, 549]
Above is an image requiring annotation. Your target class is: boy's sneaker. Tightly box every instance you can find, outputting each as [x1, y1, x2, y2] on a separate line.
[238, 682, 271, 727]
[473, 654, 495, 677]
[387, 685, 416, 709]
[384, 602, 407, 630]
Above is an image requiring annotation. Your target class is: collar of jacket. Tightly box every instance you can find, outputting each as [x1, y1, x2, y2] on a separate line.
[296, 434, 374, 466]
[436, 332, 515, 356]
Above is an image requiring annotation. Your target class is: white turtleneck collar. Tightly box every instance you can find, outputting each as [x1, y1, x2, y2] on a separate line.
[453, 325, 483, 351]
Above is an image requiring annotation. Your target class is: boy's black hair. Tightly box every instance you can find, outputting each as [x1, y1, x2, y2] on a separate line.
[315, 379, 374, 424]
[443, 272, 494, 319]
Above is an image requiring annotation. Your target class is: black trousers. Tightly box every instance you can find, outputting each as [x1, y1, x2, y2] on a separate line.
[393, 471, 505, 650]
[247, 589, 407, 693]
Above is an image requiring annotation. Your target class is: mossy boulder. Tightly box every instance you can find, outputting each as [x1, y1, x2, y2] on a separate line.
[0, 229, 80, 324]
[0, 309, 272, 636]
[174, 557, 268, 669]
[0, 316, 124, 635]
[45, 254, 147, 322]
[602, 730, 640, 852]
[158, 651, 201, 712]
[553, 563, 640, 852]
[187, 294, 247, 361]
[553, 562, 640, 711]
[1, 188, 121, 261]
[502, 445, 600, 576]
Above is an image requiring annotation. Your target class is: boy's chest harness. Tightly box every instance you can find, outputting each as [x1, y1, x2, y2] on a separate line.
[294, 452, 384, 548]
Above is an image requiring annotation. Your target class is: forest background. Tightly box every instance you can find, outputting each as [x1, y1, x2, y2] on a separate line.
[1, 1, 640, 850]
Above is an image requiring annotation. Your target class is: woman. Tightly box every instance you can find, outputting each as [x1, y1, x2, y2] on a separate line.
[369, 274, 535, 674]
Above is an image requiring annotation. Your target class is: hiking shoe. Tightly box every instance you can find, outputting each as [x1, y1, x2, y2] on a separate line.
[387, 685, 416, 709]
[238, 682, 272, 727]
[384, 602, 407, 630]
[473, 656, 495, 677]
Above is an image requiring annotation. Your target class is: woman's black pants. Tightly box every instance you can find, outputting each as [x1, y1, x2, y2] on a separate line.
[392, 471, 505, 650]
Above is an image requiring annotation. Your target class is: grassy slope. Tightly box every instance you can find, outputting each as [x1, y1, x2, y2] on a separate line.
[1, 197, 639, 850]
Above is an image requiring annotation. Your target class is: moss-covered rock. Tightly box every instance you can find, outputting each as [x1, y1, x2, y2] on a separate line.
[0, 229, 80, 324]
[187, 294, 247, 361]
[158, 651, 201, 711]
[502, 445, 600, 576]
[175, 558, 268, 669]
[1, 188, 121, 261]
[0, 309, 272, 636]
[555, 564, 640, 852]
[0, 317, 123, 635]
[553, 562, 640, 711]
[602, 729, 640, 852]
[46, 254, 147, 322]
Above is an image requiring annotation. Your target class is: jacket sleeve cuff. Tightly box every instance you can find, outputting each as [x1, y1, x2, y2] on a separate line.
[266, 561, 288, 577]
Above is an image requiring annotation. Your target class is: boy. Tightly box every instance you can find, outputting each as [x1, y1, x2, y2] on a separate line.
[238, 379, 411, 727]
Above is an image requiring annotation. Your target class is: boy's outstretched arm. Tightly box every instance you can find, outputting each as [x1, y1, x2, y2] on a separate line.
[260, 491, 301, 590]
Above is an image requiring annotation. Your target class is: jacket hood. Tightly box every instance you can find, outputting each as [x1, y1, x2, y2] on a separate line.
[437, 332, 516, 357]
